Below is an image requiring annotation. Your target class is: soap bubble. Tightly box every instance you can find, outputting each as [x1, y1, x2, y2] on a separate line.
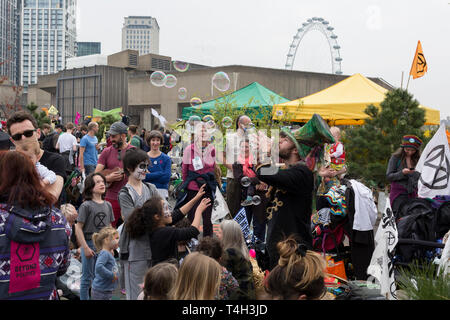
[203, 115, 214, 122]
[212, 71, 231, 92]
[221, 116, 233, 128]
[173, 61, 190, 72]
[150, 71, 167, 87]
[164, 74, 177, 88]
[241, 176, 251, 187]
[190, 97, 202, 108]
[178, 87, 187, 99]
[206, 120, 216, 130]
[189, 115, 201, 125]
[252, 195, 261, 206]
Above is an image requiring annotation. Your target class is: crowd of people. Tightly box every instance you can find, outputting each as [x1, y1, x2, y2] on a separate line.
[0, 110, 443, 301]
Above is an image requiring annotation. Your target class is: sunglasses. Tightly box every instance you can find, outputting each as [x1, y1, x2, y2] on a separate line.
[11, 129, 36, 141]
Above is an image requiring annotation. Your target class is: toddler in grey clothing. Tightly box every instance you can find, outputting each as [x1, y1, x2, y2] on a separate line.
[20, 140, 56, 185]
[35, 161, 56, 185]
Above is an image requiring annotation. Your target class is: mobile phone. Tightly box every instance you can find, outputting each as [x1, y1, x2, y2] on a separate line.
[409, 168, 414, 170]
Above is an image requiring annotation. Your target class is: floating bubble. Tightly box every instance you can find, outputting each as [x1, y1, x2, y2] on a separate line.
[212, 71, 231, 92]
[164, 74, 177, 88]
[173, 61, 190, 72]
[206, 120, 216, 130]
[252, 195, 261, 206]
[203, 115, 215, 122]
[150, 71, 167, 87]
[190, 97, 203, 108]
[189, 115, 201, 125]
[178, 87, 187, 99]
[221, 116, 233, 128]
[241, 176, 251, 188]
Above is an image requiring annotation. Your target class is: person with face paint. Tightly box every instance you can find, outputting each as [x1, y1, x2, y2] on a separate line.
[117, 148, 159, 300]
[96, 121, 135, 228]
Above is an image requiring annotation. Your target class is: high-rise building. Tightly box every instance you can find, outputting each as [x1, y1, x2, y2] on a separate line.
[76, 41, 101, 57]
[20, 0, 77, 89]
[0, 0, 20, 85]
[122, 16, 159, 55]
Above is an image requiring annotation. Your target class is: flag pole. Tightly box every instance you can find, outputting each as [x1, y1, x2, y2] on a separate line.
[406, 74, 411, 91]
[401, 71, 404, 89]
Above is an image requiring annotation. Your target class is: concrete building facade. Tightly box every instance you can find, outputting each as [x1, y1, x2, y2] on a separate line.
[29, 49, 393, 130]
[121, 16, 159, 55]
[20, 0, 77, 89]
[128, 65, 393, 130]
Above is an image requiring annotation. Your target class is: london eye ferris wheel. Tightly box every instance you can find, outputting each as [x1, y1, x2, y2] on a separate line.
[285, 17, 343, 75]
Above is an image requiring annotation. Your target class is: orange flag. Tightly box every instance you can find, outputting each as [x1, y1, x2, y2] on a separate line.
[410, 41, 428, 79]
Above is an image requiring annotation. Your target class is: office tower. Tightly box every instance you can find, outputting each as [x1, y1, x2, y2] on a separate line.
[20, 0, 77, 89]
[0, 0, 20, 84]
[122, 16, 159, 55]
[76, 41, 101, 57]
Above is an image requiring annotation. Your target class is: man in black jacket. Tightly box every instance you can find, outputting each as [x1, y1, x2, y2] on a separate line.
[6, 111, 66, 202]
[256, 127, 316, 270]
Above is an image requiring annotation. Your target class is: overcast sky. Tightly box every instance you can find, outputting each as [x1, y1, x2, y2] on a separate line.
[77, 0, 450, 120]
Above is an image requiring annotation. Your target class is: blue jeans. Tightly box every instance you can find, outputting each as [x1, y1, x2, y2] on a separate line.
[80, 239, 96, 300]
[91, 288, 113, 300]
[85, 164, 96, 176]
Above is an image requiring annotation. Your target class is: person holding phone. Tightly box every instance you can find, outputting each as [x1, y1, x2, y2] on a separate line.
[386, 135, 422, 217]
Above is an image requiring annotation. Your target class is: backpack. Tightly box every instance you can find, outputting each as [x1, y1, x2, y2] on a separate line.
[397, 198, 434, 220]
[42, 132, 58, 153]
[396, 198, 440, 263]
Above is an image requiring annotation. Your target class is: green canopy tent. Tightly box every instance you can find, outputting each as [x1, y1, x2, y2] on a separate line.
[181, 82, 290, 120]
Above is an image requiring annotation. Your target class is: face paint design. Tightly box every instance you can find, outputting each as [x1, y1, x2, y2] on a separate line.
[132, 162, 148, 180]
[162, 201, 171, 218]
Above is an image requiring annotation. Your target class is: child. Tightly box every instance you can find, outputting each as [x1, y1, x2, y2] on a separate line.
[75, 173, 115, 300]
[118, 148, 159, 300]
[174, 217, 199, 263]
[91, 226, 119, 300]
[126, 186, 210, 267]
[196, 236, 240, 300]
[170, 252, 222, 300]
[19, 139, 56, 186]
[327, 127, 346, 178]
[137, 263, 178, 300]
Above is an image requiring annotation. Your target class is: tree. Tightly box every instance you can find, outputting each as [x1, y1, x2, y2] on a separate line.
[343, 88, 426, 188]
[96, 114, 117, 142]
[26, 102, 50, 128]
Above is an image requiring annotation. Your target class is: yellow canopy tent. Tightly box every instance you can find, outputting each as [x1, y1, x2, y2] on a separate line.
[272, 73, 440, 125]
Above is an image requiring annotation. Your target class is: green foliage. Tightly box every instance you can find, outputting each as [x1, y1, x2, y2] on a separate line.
[343, 88, 427, 187]
[96, 114, 117, 142]
[397, 261, 450, 300]
[26, 102, 50, 128]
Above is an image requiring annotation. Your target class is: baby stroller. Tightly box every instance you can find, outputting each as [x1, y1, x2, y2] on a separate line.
[393, 195, 450, 270]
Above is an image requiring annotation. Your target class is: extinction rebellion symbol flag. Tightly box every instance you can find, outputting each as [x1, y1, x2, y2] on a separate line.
[416, 125, 450, 199]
